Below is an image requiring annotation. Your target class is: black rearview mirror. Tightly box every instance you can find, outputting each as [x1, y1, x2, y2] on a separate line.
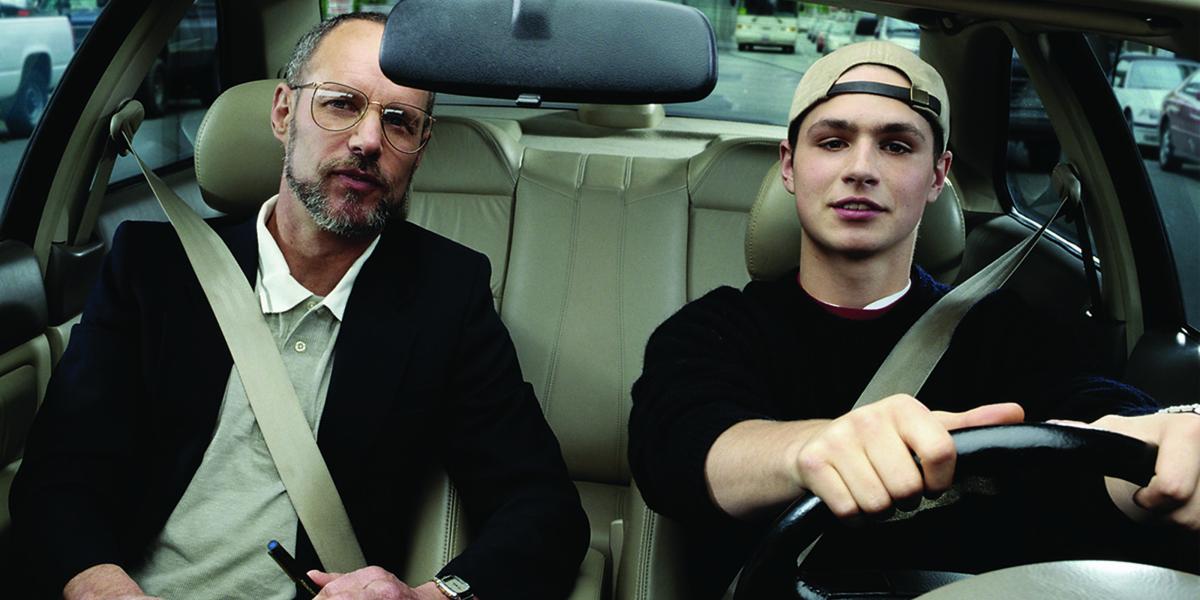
[380, 0, 718, 105]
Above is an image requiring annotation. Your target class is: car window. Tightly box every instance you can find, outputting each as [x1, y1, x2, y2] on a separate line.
[1007, 39, 1200, 331]
[107, 0, 220, 185]
[0, 0, 79, 218]
[1128, 54, 1200, 329]
[1004, 50, 1073, 242]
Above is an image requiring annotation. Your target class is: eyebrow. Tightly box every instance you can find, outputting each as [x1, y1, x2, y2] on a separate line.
[807, 118, 928, 142]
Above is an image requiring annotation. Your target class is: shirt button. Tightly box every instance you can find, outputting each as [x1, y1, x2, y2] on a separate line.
[307, 301, 318, 310]
[294, 341, 307, 353]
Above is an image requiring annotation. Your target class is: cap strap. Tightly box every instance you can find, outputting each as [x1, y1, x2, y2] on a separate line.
[826, 81, 942, 116]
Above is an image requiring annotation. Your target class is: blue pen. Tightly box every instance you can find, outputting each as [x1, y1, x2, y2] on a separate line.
[267, 539, 322, 598]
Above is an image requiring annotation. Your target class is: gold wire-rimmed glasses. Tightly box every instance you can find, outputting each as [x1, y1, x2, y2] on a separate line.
[290, 81, 434, 154]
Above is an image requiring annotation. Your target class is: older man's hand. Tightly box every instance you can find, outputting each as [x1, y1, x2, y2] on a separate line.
[309, 567, 445, 600]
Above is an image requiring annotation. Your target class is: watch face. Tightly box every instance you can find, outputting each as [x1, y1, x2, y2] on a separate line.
[442, 576, 471, 594]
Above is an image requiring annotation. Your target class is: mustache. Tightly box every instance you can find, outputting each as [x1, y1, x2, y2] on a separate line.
[318, 154, 385, 185]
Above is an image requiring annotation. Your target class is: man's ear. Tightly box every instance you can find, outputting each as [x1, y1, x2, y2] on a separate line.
[270, 83, 293, 143]
[779, 139, 796, 195]
[927, 149, 953, 204]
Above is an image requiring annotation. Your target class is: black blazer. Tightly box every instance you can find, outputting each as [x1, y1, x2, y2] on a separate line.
[12, 217, 588, 599]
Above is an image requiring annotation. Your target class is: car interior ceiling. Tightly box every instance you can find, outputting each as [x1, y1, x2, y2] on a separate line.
[0, 0, 1197, 597]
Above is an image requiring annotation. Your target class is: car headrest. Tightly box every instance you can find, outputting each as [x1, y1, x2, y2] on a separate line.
[194, 79, 285, 218]
[688, 137, 780, 212]
[745, 162, 965, 282]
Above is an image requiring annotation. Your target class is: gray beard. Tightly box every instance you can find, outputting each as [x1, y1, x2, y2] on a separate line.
[283, 131, 409, 239]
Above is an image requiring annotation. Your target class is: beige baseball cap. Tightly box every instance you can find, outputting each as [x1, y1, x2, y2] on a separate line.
[787, 40, 950, 148]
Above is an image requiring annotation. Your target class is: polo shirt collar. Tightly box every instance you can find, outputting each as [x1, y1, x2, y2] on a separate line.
[255, 195, 381, 320]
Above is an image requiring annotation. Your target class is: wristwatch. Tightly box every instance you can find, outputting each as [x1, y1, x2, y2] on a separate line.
[1158, 403, 1200, 416]
[433, 575, 475, 600]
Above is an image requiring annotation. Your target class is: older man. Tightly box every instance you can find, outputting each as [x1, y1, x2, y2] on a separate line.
[630, 41, 1200, 595]
[13, 13, 587, 600]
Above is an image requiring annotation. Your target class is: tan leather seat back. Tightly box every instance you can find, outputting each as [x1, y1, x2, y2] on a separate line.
[410, 117, 522, 305]
[502, 148, 691, 562]
[746, 161, 965, 283]
[686, 138, 779, 299]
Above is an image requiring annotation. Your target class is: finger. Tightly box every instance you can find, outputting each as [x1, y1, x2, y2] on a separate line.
[898, 415, 958, 494]
[830, 446, 894, 515]
[933, 402, 1025, 431]
[862, 422, 925, 506]
[802, 461, 859, 518]
[1134, 419, 1200, 514]
[309, 570, 340, 587]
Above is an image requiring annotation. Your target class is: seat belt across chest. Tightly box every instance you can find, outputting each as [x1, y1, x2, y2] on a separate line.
[109, 100, 367, 572]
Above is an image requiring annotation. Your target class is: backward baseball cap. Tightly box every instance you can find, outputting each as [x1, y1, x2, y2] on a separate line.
[787, 40, 950, 149]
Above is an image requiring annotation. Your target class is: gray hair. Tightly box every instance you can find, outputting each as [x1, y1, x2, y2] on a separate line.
[281, 12, 436, 114]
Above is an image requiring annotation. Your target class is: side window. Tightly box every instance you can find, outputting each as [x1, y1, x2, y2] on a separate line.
[1125, 52, 1200, 329]
[1004, 49, 1073, 241]
[109, 0, 220, 183]
[0, 0, 79, 215]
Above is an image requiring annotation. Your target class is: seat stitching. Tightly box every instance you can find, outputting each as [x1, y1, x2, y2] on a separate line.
[442, 481, 456, 565]
[540, 153, 586, 420]
[638, 502, 656, 600]
[461, 118, 520, 186]
[616, 157, 631, 479]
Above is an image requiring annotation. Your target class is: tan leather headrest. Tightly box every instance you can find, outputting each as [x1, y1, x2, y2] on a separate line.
[688, 137, 780, 212]
[194, 79, 285, 218]
[745, 162, 965, 282]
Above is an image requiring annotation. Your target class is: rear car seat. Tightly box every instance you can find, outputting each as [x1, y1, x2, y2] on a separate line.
[502, 147, 691, 590]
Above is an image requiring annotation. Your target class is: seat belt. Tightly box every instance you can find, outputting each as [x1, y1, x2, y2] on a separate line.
[852, 165, 1081, 409]
[108, 100, 367, 572]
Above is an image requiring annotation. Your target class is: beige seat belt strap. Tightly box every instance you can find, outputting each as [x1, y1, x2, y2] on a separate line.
[852, 166, 1080, 410]
[110, 101, 367, 572]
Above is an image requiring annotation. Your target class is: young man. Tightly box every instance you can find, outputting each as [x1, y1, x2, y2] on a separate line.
[630, 41, 1200, 594]
[12, 13, 588, 600]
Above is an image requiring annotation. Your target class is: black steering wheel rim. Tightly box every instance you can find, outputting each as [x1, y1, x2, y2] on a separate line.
[732, 423, 1159, 600]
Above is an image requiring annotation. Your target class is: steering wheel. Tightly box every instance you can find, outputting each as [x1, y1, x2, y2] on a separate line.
[732, 423, 1200, 599]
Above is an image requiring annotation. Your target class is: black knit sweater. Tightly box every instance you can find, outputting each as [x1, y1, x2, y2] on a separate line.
[629, 267, 1191, 596]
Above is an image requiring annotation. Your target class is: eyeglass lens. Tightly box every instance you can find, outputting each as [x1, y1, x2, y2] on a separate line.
[310, 82, 429, 151]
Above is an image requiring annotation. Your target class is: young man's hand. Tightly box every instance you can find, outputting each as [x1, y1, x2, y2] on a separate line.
[788, 394, 1025, 517]
[310, 568, 447, 600]
[1064, 412, 1200, 531]
[705, 395, 1024, 519]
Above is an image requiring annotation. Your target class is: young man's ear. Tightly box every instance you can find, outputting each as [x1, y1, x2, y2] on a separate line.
[779, 139, 796, 195]
[927, 149, 953, 204]
[270, 83, 293, 144]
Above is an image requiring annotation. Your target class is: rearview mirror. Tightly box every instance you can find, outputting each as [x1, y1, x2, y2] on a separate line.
[380, 0, 718, 105]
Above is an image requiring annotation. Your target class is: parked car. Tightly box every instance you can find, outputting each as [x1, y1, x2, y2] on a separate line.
[1111, 53, 1199, 149]
[1159, 67, 1200, 171]
[0, 0, 72, 137]
[876, 15, 920, 52]
[59, 0, 218, 116]
[735, 13, 798, 53]
[820, 17, 855, 54]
